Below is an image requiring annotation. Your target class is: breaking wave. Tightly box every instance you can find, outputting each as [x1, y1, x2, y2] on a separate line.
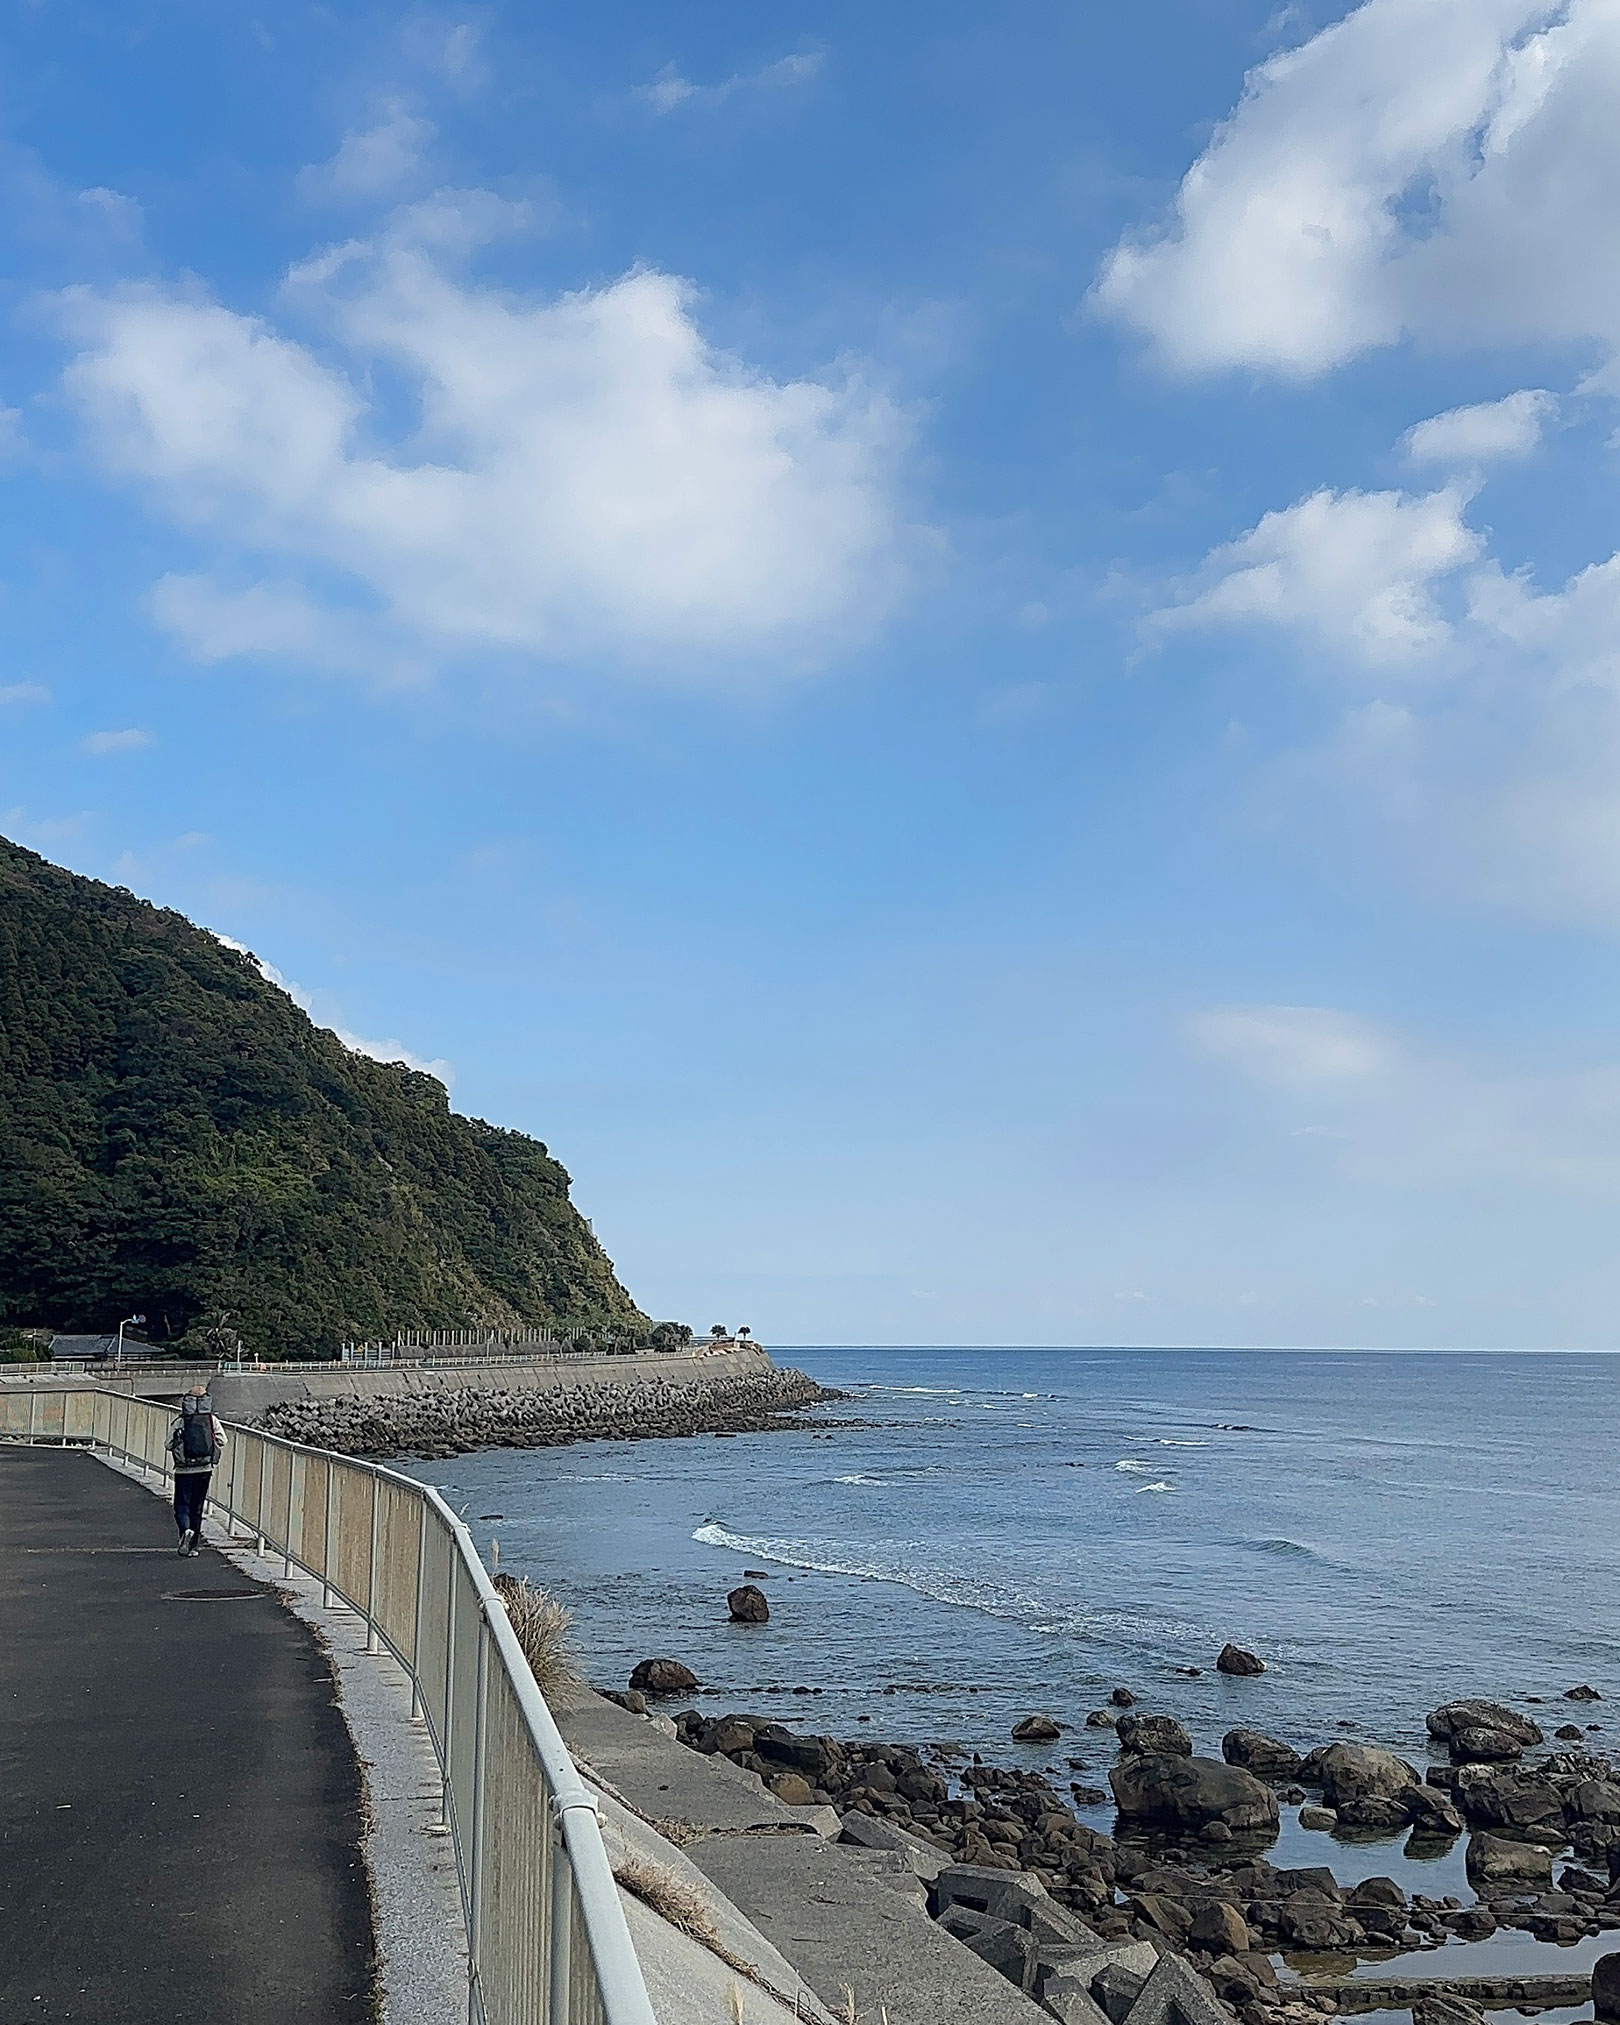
[1135, 1480, 1176, 1493]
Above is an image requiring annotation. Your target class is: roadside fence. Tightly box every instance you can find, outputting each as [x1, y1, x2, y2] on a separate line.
[0, 1385, 658, 2025]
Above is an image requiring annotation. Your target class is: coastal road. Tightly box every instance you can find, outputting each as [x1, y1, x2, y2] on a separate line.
[0, 1445, 374, 2023]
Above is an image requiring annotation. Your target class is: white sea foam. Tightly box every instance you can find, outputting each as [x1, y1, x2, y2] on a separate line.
[1135, 1480, 1175, 1493]
[1158, 1439, 1210, 1448]
[1115, 1459, 1156, 1473]
[833, 1473, 890, 1486]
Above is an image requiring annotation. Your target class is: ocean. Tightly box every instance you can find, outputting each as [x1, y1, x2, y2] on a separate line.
[407, 1347, 1619, 1855]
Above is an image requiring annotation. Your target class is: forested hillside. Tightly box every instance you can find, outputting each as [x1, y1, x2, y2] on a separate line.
[0, 835, 651, 1357]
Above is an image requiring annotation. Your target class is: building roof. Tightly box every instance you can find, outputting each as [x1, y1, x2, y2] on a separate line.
[49, 1334, 159, 1361]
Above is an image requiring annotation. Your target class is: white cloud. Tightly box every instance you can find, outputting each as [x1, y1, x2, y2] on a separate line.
[636, 50, 823, 115]
[210, 931, 454, 1086]
[1404, 389, 1556, 467]
[300, 100, 436, 202]
[1161, 456, 1620, 924]
[59, 215, 912, 682]
[0, 681, 49, 705]
[1095, 0, 1620, 378]
[1190, 1004, 1392, 1088]
[83, 726, 154, 754]
[1157, 483, 1479, 664]
[1194, 1000, 1620, 1192]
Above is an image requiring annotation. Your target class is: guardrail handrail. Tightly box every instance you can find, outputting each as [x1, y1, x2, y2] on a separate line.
[1, 1384, 657, 2025]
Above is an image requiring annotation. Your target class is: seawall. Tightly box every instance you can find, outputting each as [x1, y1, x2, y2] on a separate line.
[234, 1347, 842, 1461]
[201, 1342, 782, 1421]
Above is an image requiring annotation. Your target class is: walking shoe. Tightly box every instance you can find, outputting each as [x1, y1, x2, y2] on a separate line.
[187, 1533, 203, 1556]
[177, 1528, 193, 1556]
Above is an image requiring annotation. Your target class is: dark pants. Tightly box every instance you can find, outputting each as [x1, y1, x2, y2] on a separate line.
[174, 1472, 210, 1537]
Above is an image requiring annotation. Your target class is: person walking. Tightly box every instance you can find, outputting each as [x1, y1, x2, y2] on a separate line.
[169, 1383, 226, 1557]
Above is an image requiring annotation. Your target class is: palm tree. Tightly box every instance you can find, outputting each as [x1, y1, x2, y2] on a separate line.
[710, 1324, 728, 1340]
[737, 1326, 752, 1342]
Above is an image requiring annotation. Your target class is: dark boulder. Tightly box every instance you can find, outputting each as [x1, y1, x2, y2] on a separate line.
[1405, 1785, 1464, 1835]
[1276, 1893, 1363, 1950]
[1223, 1729, 1302, 1780]
[1308, 1742, 1420, 1827]
[727, 1583, 769, 1623]
[1216, 1644, 1266, 1677]
[1012, 1714, 1062, 1742]
[1454, 1766, 1566, 1841]
[1110, 1752, 1279, 1837]
[1117, 1713, 1193, 1758]
[629, 1657, 698, 1694]
[1466, 1833, 1554, 1888]
[1427, 1700, 1544, 1749]
[1566, 1685, 1604, 1704]
[1111, 1686, 1139, 1707]
[1450, 1726, 1525, 1763]
[1594, 1951, 1620, 2022]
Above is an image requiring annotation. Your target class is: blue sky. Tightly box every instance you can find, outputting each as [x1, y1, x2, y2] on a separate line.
[7, 1, 1620, 1348]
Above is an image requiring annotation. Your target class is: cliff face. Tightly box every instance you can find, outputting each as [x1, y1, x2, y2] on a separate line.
[0, 835, 649, 1357]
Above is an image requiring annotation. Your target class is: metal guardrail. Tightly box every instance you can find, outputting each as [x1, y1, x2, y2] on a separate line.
[1, 1386, 658, 2025]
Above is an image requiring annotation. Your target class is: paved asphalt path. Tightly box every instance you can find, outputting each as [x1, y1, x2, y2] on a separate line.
[0, 1445, 375, 2022]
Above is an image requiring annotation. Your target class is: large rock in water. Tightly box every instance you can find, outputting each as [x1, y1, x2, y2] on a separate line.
[1593, 1951, 1620, 2022]
[1216, 1644, 1266, 1676]
[1117, 1712, 1193, 1757]
[629, 1657, 698, 1695]
[1223, 1729, 1303, 1779]
[1427, 1700, 1544, 1749]
[1453, 1765, 1567, 1841]
[727, 1583, 769, 1623]
[1110, 1753, 1280, 1837]
[1466, 1832, 1554, 1888]
[1302, 1742, 1423, 1830]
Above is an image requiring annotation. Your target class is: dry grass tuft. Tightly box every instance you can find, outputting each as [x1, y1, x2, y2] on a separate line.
[613, 1855, 724, 1948]
[491, 1573, 582, 1700]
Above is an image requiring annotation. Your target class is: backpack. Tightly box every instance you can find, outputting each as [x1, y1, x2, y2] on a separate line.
[179, 1398, 218, 1465]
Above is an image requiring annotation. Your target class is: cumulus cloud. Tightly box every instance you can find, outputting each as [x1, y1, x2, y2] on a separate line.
[211, 931, 454, 1085]
[1193, 1000, 1620, 1191]
[1160, 455, 1620, 923]
[83, 726, 155, 754]
[300, 100, 436, 202]
[1095, 0, 1620, 378]
[1404, 389, 1557, 467]
[58, 213, 912, 682]
[636, 50, 822, 115]
[1156, 483, 1479, 665]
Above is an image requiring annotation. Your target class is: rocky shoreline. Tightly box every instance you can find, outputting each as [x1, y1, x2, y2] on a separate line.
[604, 1677, 1620, 2025]
[253, 1364, 846, 1460]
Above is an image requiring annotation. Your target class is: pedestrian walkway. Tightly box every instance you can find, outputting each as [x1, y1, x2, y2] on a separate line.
[0, 1445, 375, 2023]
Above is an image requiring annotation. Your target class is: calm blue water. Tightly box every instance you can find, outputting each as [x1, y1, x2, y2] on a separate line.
[409, 1349, 1620, 1820]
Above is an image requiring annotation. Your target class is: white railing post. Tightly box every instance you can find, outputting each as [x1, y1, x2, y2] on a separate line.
[322, 1459, 337, 1609]
[439, 1546, 457, 1830]
[366, 1471, 381, 1655]
[466, 1613, 490, 2025]
[549, 1837, 574, 2025]
[284, 1445, 297, 1578]
[410, 1494, 428, 1723]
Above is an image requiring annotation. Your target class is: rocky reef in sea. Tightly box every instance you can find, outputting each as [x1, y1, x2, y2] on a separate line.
[628, 1683, 1618, 2025]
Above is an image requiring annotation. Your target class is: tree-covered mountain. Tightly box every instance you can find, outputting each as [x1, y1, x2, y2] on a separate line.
[0, 835, 653, 1358]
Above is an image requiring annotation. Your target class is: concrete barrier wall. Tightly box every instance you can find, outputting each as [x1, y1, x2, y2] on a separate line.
[203, 1343, 778, 1421]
